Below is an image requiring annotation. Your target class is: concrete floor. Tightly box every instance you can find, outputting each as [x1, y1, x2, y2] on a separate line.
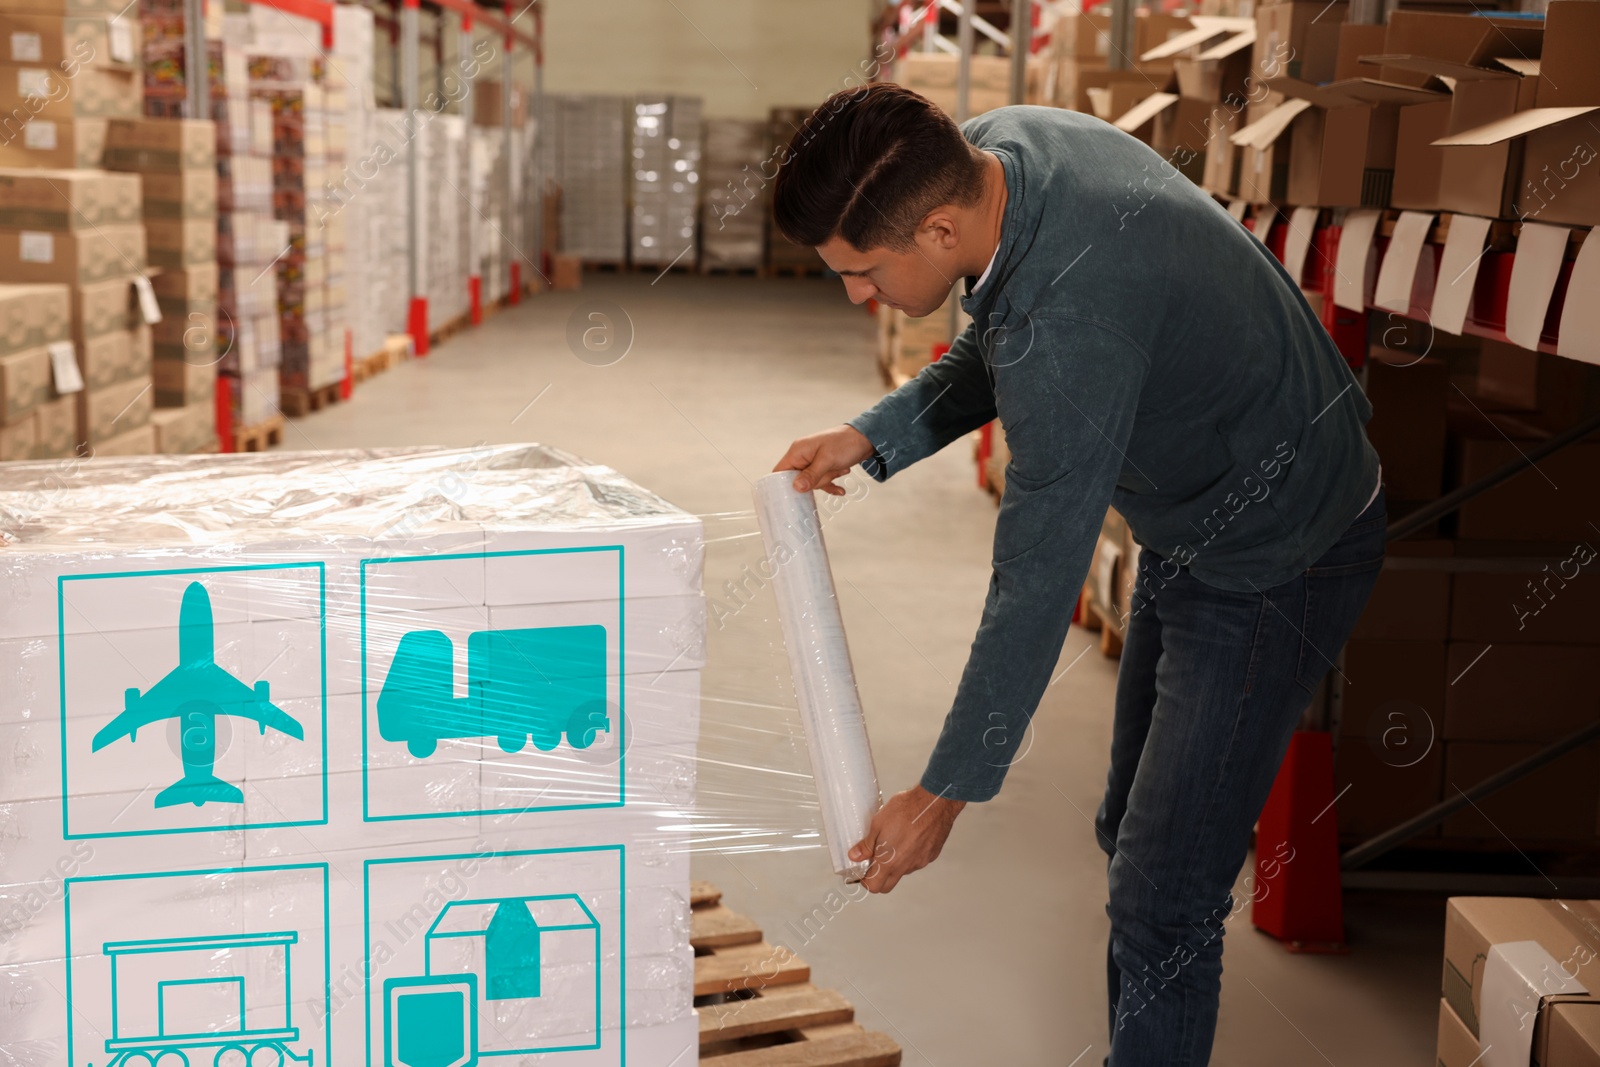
[305, 273, 1444, 1066]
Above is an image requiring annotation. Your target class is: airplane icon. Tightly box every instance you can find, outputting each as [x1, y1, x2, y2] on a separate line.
[91, 581, 304, 809]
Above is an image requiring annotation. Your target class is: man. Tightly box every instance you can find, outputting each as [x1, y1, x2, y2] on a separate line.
[769, 85, 1385, 1065]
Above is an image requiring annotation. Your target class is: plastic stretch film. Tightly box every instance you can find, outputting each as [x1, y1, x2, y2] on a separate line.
[0, 444, 855, 1067]
[752, 471, 882, 883]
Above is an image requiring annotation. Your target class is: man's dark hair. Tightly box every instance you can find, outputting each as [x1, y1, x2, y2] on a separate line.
[771, 84, 988, 253]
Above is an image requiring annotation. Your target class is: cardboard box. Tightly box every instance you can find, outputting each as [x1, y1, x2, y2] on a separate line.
[1443, 741, 1599, 840]
[1350, 544, 1453, 642]
[0, 224, 144, 285]
[1389, 98, 1454, 211]
[1338, 638, 1447, 740]
[0, 406, 33, 457]
[152, 353, 214, 406]
[1333, 735, 1441, 839]
[1443, 898, 1600, 1042]
[72, 274, 136, 340]
[89, 419, 151, 454]
[0, 13, 138, 70]
[1253, 3, 1344, 86]
[1378, 11, 1543, 92]
[0, 167, 140, 230]
[0, 114, 104, 168]
[1445, 643, 1600, 742]
[1436, 998, 1477, 1067]
[1364, 354, 1447, 501]
[1453, 438, 1600, 542]
[76, 324, 145, 389]
[0, 342, 49, 421]
[150, 401, 215, 453]
[0, 281, 69, 357]
[1334, 23, 1386, 83]
[33, 390, 71, 454]
[0, 62, 139, 119]
[74, 371, 148, 442]
[550, 254, 581, 292]
[137, 168, 217, 219]
[103, 117, 215, 171]
[150, 261, 218, 308]
[1548, 1002, 1600, 1067]
[144, 217, 214, 268]
[0, 0, 127, 16]
[1451, 559, 1600, 645]
[1243, 77, 1441, 208]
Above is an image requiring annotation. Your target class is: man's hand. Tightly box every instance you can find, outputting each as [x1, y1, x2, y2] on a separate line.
[773, 425, 875, 496]
[850, 784, 966, 894]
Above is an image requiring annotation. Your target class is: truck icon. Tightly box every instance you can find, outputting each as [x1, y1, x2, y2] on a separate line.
[377, 626, 610, 758]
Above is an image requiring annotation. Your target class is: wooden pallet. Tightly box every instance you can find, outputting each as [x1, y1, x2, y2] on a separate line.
[430, 311, 472, 346]
[233, 413, 283, 452]
[692, 881, 902, 1067]
[352, 335, 410, 384]
[279, 382, 341, 419]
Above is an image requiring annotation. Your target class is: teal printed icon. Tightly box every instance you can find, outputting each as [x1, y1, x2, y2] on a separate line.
[377, 626, 608, 758]
[100, 931, 313, 1067]
[384, 974, 478, 1067]
[91, 582, 304, 808]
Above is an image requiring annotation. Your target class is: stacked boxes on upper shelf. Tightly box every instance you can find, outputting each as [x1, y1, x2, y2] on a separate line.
[630, 95, 701, 270]
[1042, 11, 1188, 115]
[0, 283, 73, 459]
[699, 118, 765, 272]
[0, 0, 141, 169]
[0, 168, 152, 455]
[104, 118, 220, 454]
[329, 4, 379, 362]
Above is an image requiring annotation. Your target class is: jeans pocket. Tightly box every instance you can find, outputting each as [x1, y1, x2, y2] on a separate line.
[1295, 558, 1384, 692]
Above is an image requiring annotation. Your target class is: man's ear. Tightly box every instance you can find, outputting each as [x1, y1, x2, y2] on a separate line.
[917, 209, 960, 250]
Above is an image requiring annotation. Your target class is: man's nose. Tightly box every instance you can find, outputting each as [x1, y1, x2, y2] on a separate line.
[843, 277, 875, 305]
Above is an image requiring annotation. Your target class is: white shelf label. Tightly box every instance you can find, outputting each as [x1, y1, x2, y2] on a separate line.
[47, 341, 83, 395]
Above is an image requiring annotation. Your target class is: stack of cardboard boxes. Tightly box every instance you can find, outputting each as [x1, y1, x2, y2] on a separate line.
[699, 118, 766, 272]
[765, 106, 827, 275]
[105, 118, 219, 454]
[0, 283, 73, 460]
[1335, 339, 1600, 850]
[539, 94, 629, 264]
[1044, 11, 1189, 115]
[0, 0, 140, 169]
[0, 169, 152, 456]
[875, 288, 970, 388]
[1437, 898, 1600, 1066]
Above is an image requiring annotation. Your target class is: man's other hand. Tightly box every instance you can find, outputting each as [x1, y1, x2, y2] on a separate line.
[850, 784, 966, 894]
[773, 425, 875, 495]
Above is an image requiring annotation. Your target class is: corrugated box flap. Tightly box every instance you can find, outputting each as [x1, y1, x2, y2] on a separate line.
[1229, 98, 1312, 148]
[1197, 27, 1256, 62]
[1139, 16, 1252, 61]
[1433, 105, 1600, 146]
[1114, 91, 1180, 132]
[1367, 54, 1522, 82]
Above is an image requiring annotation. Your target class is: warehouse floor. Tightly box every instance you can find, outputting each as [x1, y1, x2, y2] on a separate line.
[306, 272, 1444, 1066]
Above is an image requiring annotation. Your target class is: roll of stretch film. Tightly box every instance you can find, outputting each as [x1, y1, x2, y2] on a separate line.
[753, 470, 882, 882]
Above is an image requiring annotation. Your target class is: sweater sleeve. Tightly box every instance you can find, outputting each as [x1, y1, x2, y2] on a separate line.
[921, 318, 1148, 802]
[846, 319, 997, 481]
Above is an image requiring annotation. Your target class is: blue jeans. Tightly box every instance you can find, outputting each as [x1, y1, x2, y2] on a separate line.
[1095, 490, 1386, 1066]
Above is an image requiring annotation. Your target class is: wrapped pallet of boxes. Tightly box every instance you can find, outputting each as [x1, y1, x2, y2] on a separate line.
[631, 95, 701, 270]
[0, 167, 151, 455]
[1437, 898, 1600, 1067]
[330, 4, 379, 362]
[104, 117, 220, 452]
[0, 0, 139, 168]
[0, 444, 702, 1065]
[700, 118, 766, 272]
[539, 94, 628, 264]
[0, 282, 71, 459]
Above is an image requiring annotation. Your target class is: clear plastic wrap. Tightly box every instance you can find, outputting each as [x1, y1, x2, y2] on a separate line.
[0, 445, 864, 1067]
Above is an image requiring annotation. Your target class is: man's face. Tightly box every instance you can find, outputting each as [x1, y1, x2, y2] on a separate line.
[816, 230, 958, 318]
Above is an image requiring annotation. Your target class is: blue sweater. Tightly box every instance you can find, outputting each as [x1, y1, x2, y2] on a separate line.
[848, 107, 1380, 803]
